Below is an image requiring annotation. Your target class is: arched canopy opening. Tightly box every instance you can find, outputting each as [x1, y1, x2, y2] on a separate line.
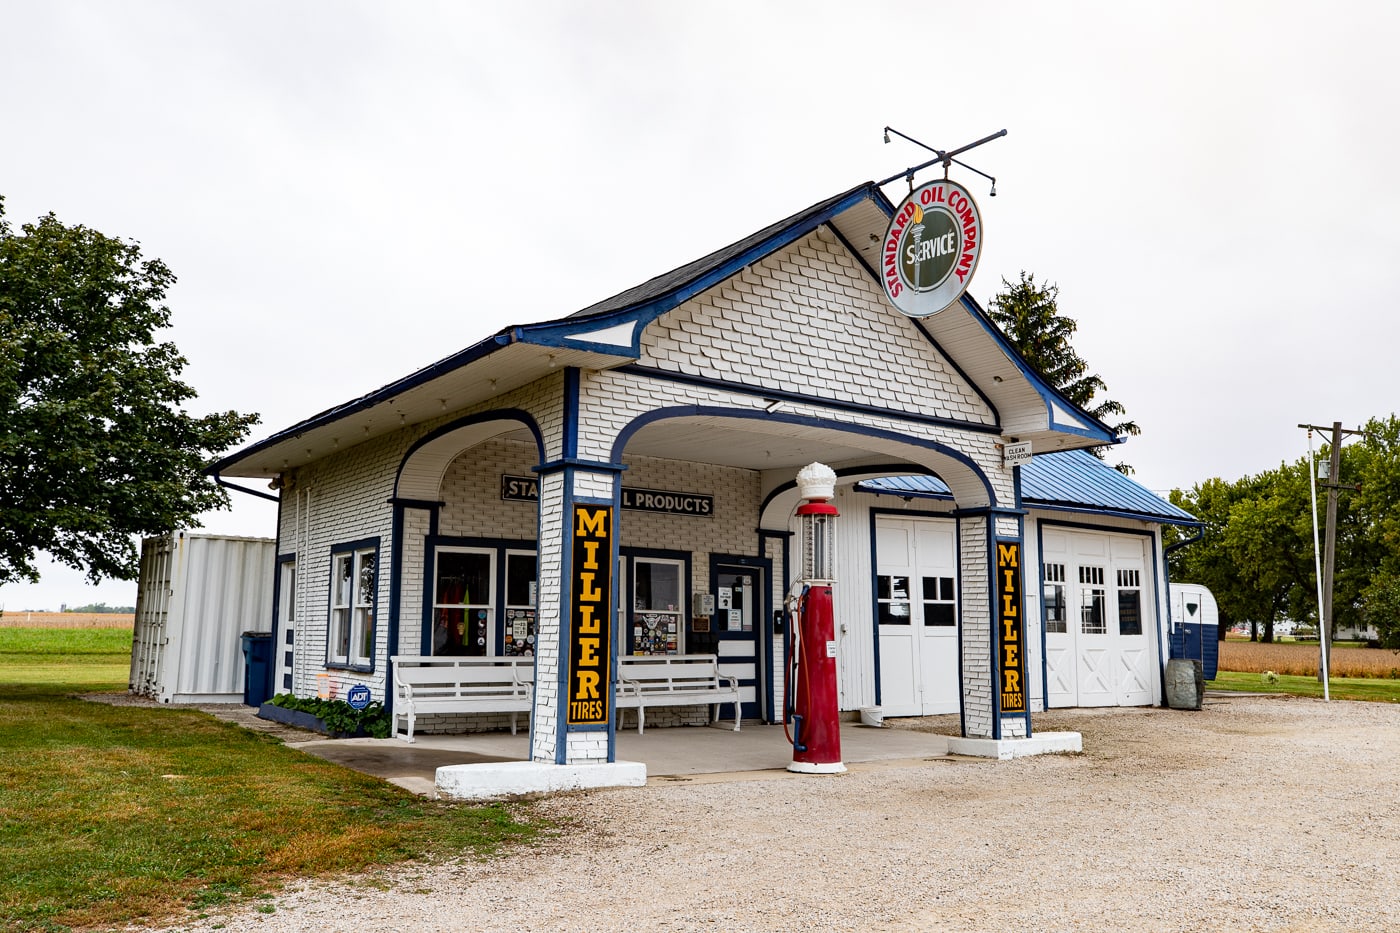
[395, 409, 544, 501]
[609, 407, 998, 526]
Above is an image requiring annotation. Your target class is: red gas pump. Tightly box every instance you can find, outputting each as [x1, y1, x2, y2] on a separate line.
[784, 463, 846, 774]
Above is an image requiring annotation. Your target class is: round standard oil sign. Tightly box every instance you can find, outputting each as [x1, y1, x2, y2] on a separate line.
[881, 178, 983, 317]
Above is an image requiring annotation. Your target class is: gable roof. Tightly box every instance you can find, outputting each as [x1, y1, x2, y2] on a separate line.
[857, 449, 1200, 526]
[211, 182, 1118, 479]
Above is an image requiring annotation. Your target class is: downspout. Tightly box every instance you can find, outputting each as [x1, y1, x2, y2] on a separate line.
[213, 473, 281, 504]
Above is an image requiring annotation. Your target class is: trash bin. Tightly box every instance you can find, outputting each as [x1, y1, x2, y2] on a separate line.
[241, 632, 274, 708]
[1165, 657, 1204, 710]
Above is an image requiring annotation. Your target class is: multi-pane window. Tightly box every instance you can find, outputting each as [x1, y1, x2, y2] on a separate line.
[1043, 562, 1067, 634]
[1079, 565, 1107, 635]
[1117, 568, 1143, 636]
[877, 575, 912, 625]
[433, 549, 494, 656]
[921, 576, 956, 626]
[631, 557, 684, 655]
[330, 547, 376, 667]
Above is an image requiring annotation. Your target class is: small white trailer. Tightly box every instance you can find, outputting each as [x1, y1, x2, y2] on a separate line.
[129, 532, 276, 704]
[1169, 582, 1221, 680]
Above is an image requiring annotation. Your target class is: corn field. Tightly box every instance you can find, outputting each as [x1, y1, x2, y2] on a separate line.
[0, 612, 134, 629]
[1220, 639, 1400, 679]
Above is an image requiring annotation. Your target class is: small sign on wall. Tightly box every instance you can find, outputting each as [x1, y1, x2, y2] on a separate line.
[1003, 441, 1032, 468]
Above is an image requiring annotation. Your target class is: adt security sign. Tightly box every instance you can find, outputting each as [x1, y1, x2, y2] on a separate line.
[346, 684, 372, 710]
[881, 178, 984, 318]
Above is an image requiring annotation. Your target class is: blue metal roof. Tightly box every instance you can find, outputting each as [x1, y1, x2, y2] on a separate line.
[858, 449, 1199, 525]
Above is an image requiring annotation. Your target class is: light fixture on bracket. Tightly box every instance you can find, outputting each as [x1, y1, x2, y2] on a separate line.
[880, 126, 1005, 197]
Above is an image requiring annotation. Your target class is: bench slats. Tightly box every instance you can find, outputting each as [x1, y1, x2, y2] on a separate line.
[389, 653, 741, 742]
[391, 655, 534, 743]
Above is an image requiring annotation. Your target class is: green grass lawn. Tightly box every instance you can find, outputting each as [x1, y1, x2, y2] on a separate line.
[0, 628, 545, 930]
[1208, 669, 1400, 703]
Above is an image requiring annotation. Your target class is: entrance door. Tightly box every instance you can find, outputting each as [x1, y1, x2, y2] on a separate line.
[709, 560, 765, 721]
[875, 517, 959, 716]
[1042, 529, 1154, 708]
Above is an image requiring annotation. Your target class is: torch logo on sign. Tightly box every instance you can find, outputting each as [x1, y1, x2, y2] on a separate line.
[882, 178, 983, 318]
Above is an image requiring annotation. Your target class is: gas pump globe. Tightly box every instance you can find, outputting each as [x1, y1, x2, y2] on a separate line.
[798, 465, 837, 583]
[785, 462, 846, 774]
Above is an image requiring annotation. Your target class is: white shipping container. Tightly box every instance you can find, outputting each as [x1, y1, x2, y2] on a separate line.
[129, 533, 276, 703]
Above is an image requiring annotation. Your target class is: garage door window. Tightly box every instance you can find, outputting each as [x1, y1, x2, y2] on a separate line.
[922, 576, 955, 626]
[1044, 563, 1067, 634]
[877, 575, 912, 624]
[1080, 565, 1107, 635]
[1117, 568, 1143, 636]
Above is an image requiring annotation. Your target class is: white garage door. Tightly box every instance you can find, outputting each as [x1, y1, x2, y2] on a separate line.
[876, 517, 959, 716]
[1042, 529, 1154, 708]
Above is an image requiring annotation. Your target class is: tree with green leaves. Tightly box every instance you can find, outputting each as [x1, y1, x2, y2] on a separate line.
[988, 272, 1141, 473]
[0, 197, 258, 584]
[1167, 414, 1400, 650]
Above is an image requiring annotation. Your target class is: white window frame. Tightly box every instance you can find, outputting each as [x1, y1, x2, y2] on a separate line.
[329, 544, 377, 669]
[1079, 565, 1107, 635]
[432, 546, 496, 656]
[630, 555, 686, 656]
[502, 548, 538, 657]
[1043, 562, 1067, 634]
[920, 574, 956, 627]
[1116, 567, 1143, 636]
[876, 573, 913, 625]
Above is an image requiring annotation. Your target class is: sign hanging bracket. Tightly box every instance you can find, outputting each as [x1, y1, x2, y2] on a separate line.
[880, 127, 1006, 196]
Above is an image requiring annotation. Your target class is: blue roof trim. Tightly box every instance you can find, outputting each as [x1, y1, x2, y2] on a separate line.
[865, 193, 1116, 446]
[857, 449, 1199, 526]
[909, 317, 1001, 427]
[955, 292, 1118, 444]
[207, 332, 516, 474]
[513, 184, 885, 357]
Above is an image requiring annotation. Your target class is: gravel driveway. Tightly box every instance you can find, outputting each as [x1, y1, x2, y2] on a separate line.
[151, 695, 1399, 932]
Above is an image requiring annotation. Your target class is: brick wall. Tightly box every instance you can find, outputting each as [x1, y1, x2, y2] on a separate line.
[959, 516, 993, 738]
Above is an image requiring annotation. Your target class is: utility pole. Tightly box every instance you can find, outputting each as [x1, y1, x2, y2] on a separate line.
[1299, 421, 1366, 691]
[1321, 421, 1343, 681]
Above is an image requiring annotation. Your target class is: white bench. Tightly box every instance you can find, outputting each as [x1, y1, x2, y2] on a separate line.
[615, 654, 742, 735]
[390, 655, 534, 743]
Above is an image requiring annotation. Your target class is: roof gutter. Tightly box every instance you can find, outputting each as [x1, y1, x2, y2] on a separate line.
[206, 331, 518, 476]
[1163, 524, 1206, 556]
[213, 473, 280, 503]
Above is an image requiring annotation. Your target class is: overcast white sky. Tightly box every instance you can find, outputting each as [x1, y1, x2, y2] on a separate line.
[3, 1, 1396, 610]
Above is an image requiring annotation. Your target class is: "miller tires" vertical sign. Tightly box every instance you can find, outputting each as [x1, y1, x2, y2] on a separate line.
[568, 505, 613, 725]
[996, 540, 1027, 715]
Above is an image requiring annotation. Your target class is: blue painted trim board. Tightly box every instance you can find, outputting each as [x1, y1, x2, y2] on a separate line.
[617, 365, 1003, 438]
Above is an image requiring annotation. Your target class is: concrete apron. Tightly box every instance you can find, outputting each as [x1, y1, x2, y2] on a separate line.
[288, 722, 967, 799]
